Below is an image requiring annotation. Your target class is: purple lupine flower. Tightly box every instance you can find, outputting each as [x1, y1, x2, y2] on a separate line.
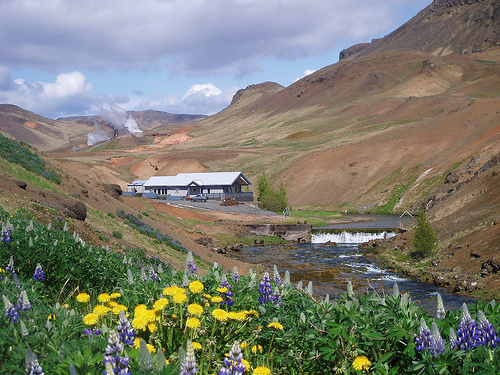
[0, 223, 12, 242]
[415, 318, 432, 351]
[186, 251, 197, 273]
[116, 311, 135, 346]
[3, 295, 19, 323]
[258, 272, 273, 304]
[449, 328, 458, 350]
[478, 310, 500, 348]
[430, 322, 445, 357]
[148, 266, 159, 282]
[456, 303, 485, 350]
[181, 341, 198, 375]
[15, 291, 31, 311]
[25, 348, 44, 375]
[103, 330, 131, 375]
[5, 256, 15, 274]
[219, 341, 246, 375]
[231, 267, 240, 282]
[273, 266, 282, 287]
[32, 264, 45, 282]
[436, 294, 445, 319]
[140, 268, 148, 283]
[271, 287, 282, 307]
[219, 275, 234, 306]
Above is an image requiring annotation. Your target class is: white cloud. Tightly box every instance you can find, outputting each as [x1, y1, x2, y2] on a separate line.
[40, 72, 92, 99]
[0, 66, 238, 118]
[0, 0, 430, 77]
[182, 83, 222, 100]
[294, 69, 317, 82]
[0, 69, 100, 118]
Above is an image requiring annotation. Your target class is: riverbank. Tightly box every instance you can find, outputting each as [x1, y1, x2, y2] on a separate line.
[361, 228, 500, 301]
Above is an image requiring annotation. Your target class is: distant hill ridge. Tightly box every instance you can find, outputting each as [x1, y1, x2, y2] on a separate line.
[340, 0, 499, 60]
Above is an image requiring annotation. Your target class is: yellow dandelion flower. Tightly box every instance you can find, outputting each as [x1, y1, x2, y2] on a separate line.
[212, 308, 228, 322]
[61, 303, 70, 309]
[187, 303, 204, 316]
[47, 314, 56, 320]
[189, 280, 204, 294]
[112, 305, 128, 315]
[245, 310, 259, 318]
[186, 317, 201, 329]
[216, 286, 228, 294]
[203, 293, 212, 299]
[83, 313, 99, 326]
[153, 298, 169, 311]
[352, 356, 371, 371]
[163, 285, 180, 296]
[251, 344, 263, 354]
[228, 311, 246, 321]
[242, 359, 250, 371]
[110, 292, 121, 299]
[133, 337, 141, 349]
[148, 322, 158, 333]
[211, 296, 223, 304]
[268, 321, 284, 331]
[137, 309, 157, 323]
[93, 305, 110, 316]
[132, 316, 148, 331]
[134, 304, 148, 313]
[108, 301, 118, 307]
[147, 344, 156, 353]
[192, 341, 202, 351]
[0, 268, 5, 273]
[257, 325, 262, 332]
[76, 293, 90, 303]
[252, 366, 270, 375]
[172, 292, 187, 304]
[240, 342, 248, 349]
[97, 293, 111, 303]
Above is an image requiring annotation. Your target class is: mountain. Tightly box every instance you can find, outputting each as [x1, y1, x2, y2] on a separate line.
[340, 0, 499, 59]
[0, 105, 206, 151]
[0, 104, 95, 151]
[58, 110, 207, 131]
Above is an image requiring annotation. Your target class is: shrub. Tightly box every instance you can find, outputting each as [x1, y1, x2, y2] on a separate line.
[256, 172, 288, 213]
[411, 206, 437, 260]
[112, 230, 123, 239]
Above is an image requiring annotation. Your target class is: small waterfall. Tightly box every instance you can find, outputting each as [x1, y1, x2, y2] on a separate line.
[311, 230, 396, 244]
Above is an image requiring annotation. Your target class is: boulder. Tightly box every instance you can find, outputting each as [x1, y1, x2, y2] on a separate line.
[103, 183, 122, 200]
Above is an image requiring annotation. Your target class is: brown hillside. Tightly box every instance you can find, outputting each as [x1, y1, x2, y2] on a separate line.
[343, 0, 499, 59]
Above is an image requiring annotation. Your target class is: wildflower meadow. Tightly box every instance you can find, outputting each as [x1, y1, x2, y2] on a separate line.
[2, 205, 500, 374]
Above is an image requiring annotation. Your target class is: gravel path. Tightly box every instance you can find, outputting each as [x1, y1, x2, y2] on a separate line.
[162, 199, 279, 216]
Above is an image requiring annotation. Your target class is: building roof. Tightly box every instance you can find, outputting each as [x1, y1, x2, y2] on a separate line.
[143, 172, 251, 188]
[128, 180, 148, 186]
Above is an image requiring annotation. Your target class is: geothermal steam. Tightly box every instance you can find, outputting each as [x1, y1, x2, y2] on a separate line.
[87, 102, 142, 146]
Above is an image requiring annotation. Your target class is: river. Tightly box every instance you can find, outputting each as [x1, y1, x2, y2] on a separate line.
[233, 215, 476, 315]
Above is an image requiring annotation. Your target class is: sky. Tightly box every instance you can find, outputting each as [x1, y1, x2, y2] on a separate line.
[0, 0, 431, 120]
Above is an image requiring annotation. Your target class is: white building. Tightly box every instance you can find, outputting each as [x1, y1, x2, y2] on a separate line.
[127, 172, 253, 201]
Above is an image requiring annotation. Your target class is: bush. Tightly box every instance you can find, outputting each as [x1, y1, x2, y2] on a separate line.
[411, 206, 437, 260]
[256, 173, 288, 213]
[112, 230, 123, 239]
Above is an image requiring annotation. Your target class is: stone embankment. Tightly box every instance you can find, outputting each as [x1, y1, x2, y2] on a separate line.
[243, 223, 312, 242]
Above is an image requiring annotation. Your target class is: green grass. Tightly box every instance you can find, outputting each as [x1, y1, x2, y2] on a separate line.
[0, 157, 62, 193]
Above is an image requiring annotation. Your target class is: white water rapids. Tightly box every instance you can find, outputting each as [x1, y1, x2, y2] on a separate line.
[311, 231, 397, 244]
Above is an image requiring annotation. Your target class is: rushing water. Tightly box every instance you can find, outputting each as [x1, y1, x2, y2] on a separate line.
[234, 221, 476, 315]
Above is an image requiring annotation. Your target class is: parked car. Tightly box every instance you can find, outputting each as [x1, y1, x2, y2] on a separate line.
[191, 193, 207, 202]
